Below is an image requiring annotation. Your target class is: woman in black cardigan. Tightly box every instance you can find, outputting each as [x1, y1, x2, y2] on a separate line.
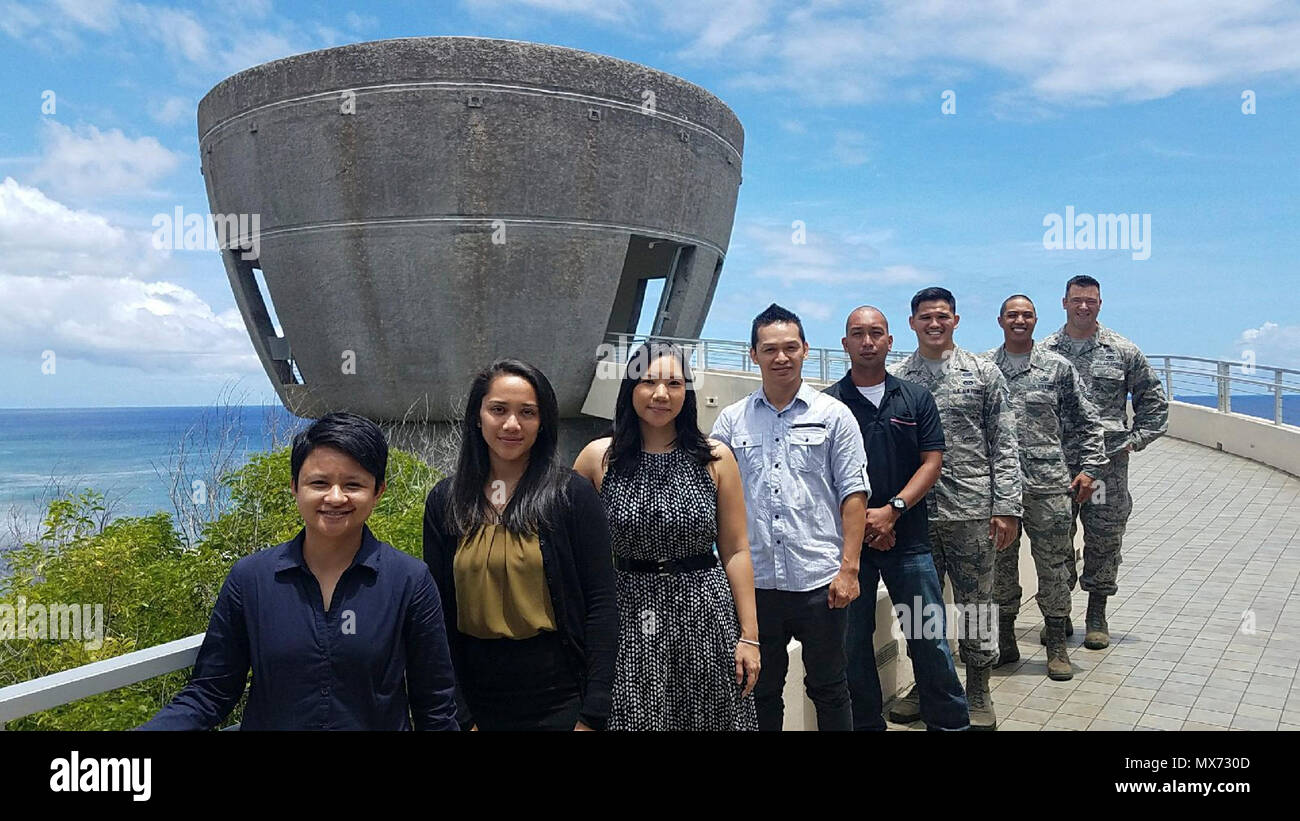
[423, 358, 617, 731]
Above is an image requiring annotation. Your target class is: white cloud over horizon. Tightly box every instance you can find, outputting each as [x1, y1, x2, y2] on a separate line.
[741, 221, 931, 288]
[0, 176, 164, 277]
[0, 178, 258, 376]
[31, 121, 183, 200]
[1235, 322, 1300, 369]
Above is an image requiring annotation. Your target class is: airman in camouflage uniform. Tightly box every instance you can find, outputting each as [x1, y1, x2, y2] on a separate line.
[986, 294, 1108, 680]
[886, 287, 1021, 730]
[1041, 275, 1168, 650]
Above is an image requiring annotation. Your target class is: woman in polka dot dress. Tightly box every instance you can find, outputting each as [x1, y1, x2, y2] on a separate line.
[575, 342, 759, 731]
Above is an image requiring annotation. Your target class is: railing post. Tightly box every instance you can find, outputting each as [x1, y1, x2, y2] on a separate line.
[1276, 370, 1284, 425]
[700, 340, 709, 372]
[1163, 356, 1173, 399]
[820, 348, 829, 382]
[1217, 361, 1230, 413]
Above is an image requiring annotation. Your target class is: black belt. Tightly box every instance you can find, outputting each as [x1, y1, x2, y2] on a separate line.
[614, 552, 718, 573]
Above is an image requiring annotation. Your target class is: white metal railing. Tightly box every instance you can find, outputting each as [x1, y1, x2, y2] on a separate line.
[1151, 355, 1300, 425]
[604, 334, 1299, 426]
[5, 336, 1296, 729]
[0, 634, 202, 730]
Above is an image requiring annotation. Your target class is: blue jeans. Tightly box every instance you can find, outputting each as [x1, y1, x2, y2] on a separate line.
[846, 549, 969, 731]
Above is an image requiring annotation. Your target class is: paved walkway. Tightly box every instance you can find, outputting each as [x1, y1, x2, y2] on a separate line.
[887, 436, 1300, 731]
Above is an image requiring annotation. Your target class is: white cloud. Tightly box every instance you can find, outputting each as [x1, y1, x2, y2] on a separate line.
[0, 177, 163, 277]
[0, 178, 255, 375]
[630, 0, 1300, 107]
[215, 29, 300, 73]
[1235, 322, 1300, 369]
[831, 130, 869, 166]
[742, 222, 930, 288]
[0, 273, 258, 373]
[52, 0, 119, 31]
[32, 121, 183, 199]
[148, 95, 192, 126]
[0, 2, 43, 37]
[468, 0, 637, 25]
[793, 300, 832, 321]
[344, 11, 379, 30]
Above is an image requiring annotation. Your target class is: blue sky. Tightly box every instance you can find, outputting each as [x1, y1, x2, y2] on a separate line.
[2, 0, 1298, 408]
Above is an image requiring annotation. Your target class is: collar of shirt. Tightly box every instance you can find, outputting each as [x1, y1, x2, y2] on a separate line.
[1049, 322, 1110, 354]
[753, 379, 822, 415]
[837, 371, 901, 411]
[988, 344, 1040, 377]
[273, 525, 384, 577]
[899, 344, 973, 376]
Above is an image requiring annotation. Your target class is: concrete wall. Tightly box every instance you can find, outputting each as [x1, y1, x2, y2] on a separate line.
[1165, 400, 1300, 478]
[201, 37, 743, 427]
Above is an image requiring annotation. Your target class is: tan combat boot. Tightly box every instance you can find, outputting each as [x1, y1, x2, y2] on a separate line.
[995, 613, 1019, 667]
[1084, 593, 1110, 649]
[965, 665, 996, 730]
[1039, 616, 1073, 645]
[1045, 616, 1073, 680]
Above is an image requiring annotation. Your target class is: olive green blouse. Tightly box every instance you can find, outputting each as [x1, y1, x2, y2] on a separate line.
[453, 524, 556, 639]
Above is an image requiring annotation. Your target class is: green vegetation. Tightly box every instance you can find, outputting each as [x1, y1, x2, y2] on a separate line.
[0, 447, 440, 730]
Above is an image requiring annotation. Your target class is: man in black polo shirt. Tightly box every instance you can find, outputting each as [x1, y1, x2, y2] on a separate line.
[824, 306, 969, 730]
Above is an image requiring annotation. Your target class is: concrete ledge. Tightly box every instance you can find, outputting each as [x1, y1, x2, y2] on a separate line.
[1166, 400, 1300, 478]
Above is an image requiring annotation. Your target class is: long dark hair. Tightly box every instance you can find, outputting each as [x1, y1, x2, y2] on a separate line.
[607, 341, 718, 475]
[445, 358, 568, 539]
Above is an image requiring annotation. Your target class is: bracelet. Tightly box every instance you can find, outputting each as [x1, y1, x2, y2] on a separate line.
[738, 638, 760, 647]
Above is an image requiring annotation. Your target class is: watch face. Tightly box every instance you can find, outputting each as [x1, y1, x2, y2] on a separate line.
[892, 498, 907, 510]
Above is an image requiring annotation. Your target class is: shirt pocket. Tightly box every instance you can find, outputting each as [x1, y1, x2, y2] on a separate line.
[1021, 391, 1059, 446]
[888, 415, 919, 449]
[1089, 362, 1126, 390]
[1021, 444, 1069, 487]
[730, 430, 763, 475]
[788, 426, 829, 472]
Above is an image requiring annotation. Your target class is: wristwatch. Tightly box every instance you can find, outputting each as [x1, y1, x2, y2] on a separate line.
[888, 496, 907, 513]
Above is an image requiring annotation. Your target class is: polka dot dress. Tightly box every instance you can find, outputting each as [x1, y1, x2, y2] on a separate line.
[601, 448, 758, 731]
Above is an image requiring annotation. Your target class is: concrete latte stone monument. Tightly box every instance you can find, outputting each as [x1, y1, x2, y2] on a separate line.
[199, 36, 744, 455]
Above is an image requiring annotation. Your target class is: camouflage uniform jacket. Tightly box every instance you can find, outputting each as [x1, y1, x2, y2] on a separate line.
[888, 346, 1022, 521]
[984, 344, 1108, 494]
[1041, 323, 1169, 459]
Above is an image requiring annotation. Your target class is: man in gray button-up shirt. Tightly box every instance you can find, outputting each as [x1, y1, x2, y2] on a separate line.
[711, 304, 869, 731]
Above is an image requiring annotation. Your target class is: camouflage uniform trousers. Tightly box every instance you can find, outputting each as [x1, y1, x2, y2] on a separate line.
[928, 519, 997, 670]
[1067, 451, 1132, 597]
[994, 492, 1074, 620]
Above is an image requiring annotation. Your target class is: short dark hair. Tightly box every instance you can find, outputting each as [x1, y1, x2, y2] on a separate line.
[910, 286, 956, 316]
[291, 411, 388, 489]
[1065, 274, 1101, 296]
[750, 303, 805, 350]
[999, 293, 1035, 314]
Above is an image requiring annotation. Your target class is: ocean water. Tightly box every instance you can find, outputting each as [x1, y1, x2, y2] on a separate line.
[1174, 394, 1300, 427]
[0, 406, 303, 529]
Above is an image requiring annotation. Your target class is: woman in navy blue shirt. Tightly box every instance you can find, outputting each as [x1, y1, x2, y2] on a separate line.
[142, 412, 459, 730]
